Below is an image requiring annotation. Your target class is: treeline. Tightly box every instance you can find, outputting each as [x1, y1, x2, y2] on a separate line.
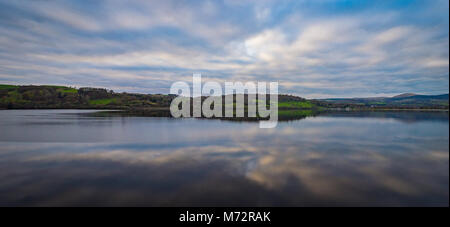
[0, 84, 315, 110]
[0, 85, 175, 109]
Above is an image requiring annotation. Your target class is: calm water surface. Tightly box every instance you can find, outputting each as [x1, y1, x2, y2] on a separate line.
[0, 109, 448, 206]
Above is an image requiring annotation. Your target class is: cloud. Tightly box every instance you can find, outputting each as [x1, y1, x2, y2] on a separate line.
[0, 0, 448, 98]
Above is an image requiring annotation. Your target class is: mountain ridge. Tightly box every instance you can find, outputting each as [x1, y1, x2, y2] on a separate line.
[393, 93, 418, 98]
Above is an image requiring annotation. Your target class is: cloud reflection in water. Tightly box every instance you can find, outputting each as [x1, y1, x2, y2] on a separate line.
[0, 110, 448, 206]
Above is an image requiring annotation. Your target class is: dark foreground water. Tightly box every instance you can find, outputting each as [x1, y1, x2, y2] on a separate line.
[0, 109, 448, 206]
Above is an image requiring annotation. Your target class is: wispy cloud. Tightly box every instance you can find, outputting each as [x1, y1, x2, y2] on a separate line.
[0, 0, 448, 98]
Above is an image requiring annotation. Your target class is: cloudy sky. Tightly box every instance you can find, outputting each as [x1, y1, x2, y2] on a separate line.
[0, 0, 448, 98]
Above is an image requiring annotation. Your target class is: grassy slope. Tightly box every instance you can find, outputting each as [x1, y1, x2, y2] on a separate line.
[278, 101, 313, 109]
[0, 84, 19, 89]
[57, 88, 78, 94]
[88, 98, 117, 105]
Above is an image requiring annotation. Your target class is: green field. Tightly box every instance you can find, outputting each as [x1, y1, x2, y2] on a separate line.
[88, 98, 117, 105]
[0, 84, 19, 90]
[57, 88, 78, 94]
[368, 102, 386, 105]
[278, 101, 313, 109]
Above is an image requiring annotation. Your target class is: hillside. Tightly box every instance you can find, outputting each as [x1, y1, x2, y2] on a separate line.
[0, 84, 318, 112]
[0, 84, 175, 109]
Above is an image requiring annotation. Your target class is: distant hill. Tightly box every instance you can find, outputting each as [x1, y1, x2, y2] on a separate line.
[393, 93, 418, 98]
[317, 93, 449, 109]
[391, 94, 449, 100]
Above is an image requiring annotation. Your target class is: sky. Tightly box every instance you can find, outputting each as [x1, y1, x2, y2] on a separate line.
[0, 0, 448, 98]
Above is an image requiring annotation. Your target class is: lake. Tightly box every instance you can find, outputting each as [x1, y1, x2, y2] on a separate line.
[0, 109, 448, 206]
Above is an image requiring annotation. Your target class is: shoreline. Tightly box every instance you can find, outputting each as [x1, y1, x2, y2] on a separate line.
[0, 107, 448, 112]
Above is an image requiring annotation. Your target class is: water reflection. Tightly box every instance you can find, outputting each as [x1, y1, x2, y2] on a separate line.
[0, 110, 448, 206]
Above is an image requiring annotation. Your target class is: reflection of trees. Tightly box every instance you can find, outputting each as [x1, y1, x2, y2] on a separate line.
[88, 109, 448, 124]
[90, 108, 320, 122]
